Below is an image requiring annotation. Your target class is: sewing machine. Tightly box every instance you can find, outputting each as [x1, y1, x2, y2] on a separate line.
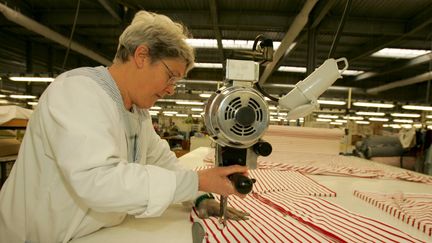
[204, 38, 348, 227]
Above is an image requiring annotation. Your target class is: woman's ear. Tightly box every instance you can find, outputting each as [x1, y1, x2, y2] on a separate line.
[134, 45, 150, 68]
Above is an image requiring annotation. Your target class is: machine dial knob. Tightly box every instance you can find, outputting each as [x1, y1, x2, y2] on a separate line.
[253, 141, 272, 156]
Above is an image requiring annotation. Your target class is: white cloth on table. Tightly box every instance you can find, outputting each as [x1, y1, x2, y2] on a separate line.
[0, 105, 33, 124]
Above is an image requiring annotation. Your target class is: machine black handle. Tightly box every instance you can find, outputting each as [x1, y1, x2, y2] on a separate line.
[228, 173, 256, 194]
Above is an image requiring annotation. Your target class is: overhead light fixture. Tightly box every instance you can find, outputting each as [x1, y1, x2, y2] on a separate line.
[356, 121, 370, 124]
[341, 70, 364, 76]
[393, 119, 413, 123]
[0, 99, 8, 104]
[199, 93, 212, 98]
[371, 48, 431, 59]
[270, 112, 287, 116]
[390, 113, 420, 118]
[356, 111, 385, 116]
[413, 124, 422, 128]
[164, 114, 174, 116]
[278, 66, 306, 73]
[9, 94, 37, 99]
[0, 94, 6, 98]
[317, 100, 346, 105]
[318, 114, 338, 119]
[402, 105, 432, 111]
[10, 77, 54, 82]
[186, 38, 281, 50]
[176, 101, 204, 105]
[27, 101, 38, 106]
[400, 124, 413, 129]
[194, 63, 223, 69]
[316, 118, 331, 122]
[176, 114, 188, 117]
[150, 106, 162, 110]
[162, 111, 178, 114]
[192, 114, 201, 118]
[343, 116, 364, 120]
[269, 106, 278, 110]
[330, 121, 343, 125]
[191, 108, 203, 111]
[353, 102, 394, 108]
[335, 119, 347, 123]
[369, 117, 389, 122]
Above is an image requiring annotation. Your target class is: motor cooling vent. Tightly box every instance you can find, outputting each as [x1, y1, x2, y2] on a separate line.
[224, 97, 264, 136]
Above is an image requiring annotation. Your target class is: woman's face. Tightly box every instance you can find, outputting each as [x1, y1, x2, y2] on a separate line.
[130, 54, 186, 109]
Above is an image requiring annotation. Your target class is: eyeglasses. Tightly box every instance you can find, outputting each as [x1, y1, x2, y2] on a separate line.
[160, 60, 183, 87]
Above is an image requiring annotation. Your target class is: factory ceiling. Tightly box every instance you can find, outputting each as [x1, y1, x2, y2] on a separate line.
[0, 0, 431, 112]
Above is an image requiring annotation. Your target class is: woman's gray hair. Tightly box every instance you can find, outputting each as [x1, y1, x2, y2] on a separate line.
[114, 11, 195, 73]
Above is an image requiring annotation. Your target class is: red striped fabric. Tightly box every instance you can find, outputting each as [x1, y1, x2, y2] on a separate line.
[203, 150, 432, 184]
[195, 166, 336, 197]
[354, 190, 432, 237]
[191, 191, 423, 243]
[190, 194, 334, 243]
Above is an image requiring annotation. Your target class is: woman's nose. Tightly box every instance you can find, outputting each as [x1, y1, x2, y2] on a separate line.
[165, 85, 175, 96]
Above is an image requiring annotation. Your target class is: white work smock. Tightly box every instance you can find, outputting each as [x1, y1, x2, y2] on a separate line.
[0, 67, 199, 242]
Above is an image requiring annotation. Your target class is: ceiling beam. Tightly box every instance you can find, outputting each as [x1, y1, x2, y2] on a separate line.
[97, 0, 122, 22]
[354, 52, 432, 82]
[367, 71, 432, 94]
[346, 4, 432, 62]
[0, 3, 112, 66]
[259, 0, 318, 85]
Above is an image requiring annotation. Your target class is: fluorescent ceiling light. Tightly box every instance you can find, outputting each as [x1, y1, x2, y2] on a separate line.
[369, 117, 389, 122]
[192, 114, 201, 118]
[401, 124, 413, 129]
[402, 105, 432, 111]
[176, 101, 204, 105]
[318, 114, 338, 119]
[0, 99, 8, 104]
[356, 121, 370, 124]
[269, 106, 277, 110]
[27, 101, 38, 106]
[176, 114, 188, 117]
[371, 48, 431, 59]
[355, 111, 385, 116]
[335, 119, 347, 123]
[10, 77, 54, 82]
[330, 122, 343, 125]
[163, 111, 178, 114]
[278, 66, 306, 73]
[390, 124, 401, 129]
[186, 38, 281, 50]
[316, 118, 331, 122]
[0, 94, 6, 98]
[390, 113, 420, 118]
[194, 63, 223, 69]
[353, 102, 394, 108]
[9, 94, 37, 99]
[413, 124, 422, 128]
[270, 118, 281, 121]
[317, 100, 346, 105]
[199, 93, 212, 98]
[341, 70, 364, 76]
[270, 112, 287, 116]
[343, 116, 364, 120]
[164, 114, 174, 116]
[393, 119, 413, 123]
[191, 108, 203, 111]
[150, 106, 162, 110]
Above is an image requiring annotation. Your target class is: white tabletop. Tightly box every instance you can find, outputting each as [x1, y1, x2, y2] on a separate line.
[73, 147, 432, 242]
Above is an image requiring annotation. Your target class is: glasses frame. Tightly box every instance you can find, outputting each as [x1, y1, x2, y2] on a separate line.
[160, 60, 183, 87]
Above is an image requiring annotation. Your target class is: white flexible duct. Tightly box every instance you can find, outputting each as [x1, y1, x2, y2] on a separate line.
[0, 3, 112, 66]
[367, 71, 432, 94]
